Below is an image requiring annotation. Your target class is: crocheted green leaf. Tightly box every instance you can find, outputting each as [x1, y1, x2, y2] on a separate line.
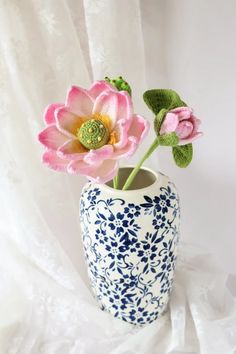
[143, 89, 184, 115]
[158, 132, 179, 146]
[172, 144, 193, 168]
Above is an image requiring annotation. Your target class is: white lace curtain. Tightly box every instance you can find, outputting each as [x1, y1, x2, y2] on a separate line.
[0, 1, 236, 353]
[0, 0, 148, 273]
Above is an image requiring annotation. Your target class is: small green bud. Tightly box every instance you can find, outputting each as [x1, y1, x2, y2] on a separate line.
[104, 76, 132, 96]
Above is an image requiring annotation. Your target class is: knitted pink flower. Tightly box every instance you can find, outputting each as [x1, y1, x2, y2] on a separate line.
[38, 81, 149, 183]
[160, 107, 202, 145]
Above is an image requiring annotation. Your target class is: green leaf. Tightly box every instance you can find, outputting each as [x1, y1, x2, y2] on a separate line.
[154, 108, 168, 135]
[158, 132, 179, 146]
[143, 89, 184, 115]
[172, 144, 193, 168]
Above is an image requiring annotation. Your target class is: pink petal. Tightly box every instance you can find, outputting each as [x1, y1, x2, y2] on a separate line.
[38, 125, 69, 150]
[113, 119, 132, 149]
[92, 91, 133, 129]
[67, 159, 102, 175]
[179, 132, 203, 145]
[84, 145, 114, 165]
[44, 103, 63, 125]
[127, 114, 150, 143]
[116, 91, 133, 121]
[92, 91, 118, 129]
[88, 159, 118, 183]
[57, 139, 88, 160]
[175, 120, 194, 139]
[56, 107, 86, 137]
[66, 86, 93, 117]
[192, 118, 202, 133]
[68, 158, 118, 183]
[42, 150, 69, 172]
[171, 107, 193, 121]
[112, 115, 149, 159]
[112, 136, 138, 159]
[88, 80, 116, 100]
[160, 113, 179, 135]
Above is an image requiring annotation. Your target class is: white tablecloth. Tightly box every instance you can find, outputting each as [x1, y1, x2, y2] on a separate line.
[1, 240, 235, 354]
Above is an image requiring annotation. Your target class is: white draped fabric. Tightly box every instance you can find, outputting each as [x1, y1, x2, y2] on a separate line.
[0, 1, 236, 353]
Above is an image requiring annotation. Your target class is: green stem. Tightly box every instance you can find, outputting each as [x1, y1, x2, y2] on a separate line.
[113, 169, 119, 189]
[122, 138, 159, 191]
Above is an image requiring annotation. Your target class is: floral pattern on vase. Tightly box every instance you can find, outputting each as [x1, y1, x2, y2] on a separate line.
[79, 170, 180, 326]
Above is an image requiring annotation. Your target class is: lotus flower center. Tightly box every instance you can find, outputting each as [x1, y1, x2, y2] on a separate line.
[78, 119, 110, 149]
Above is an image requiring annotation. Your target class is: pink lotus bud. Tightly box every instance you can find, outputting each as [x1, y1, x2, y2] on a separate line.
[160, 107, 203, 145]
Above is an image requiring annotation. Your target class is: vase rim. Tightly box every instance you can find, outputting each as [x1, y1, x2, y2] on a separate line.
[93, 166, 160, 194]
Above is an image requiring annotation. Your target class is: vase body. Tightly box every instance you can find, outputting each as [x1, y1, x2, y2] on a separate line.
[79, 168, 180, 326]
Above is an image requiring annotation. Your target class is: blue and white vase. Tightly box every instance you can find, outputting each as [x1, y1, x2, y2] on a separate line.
[79, 167, 180, 326]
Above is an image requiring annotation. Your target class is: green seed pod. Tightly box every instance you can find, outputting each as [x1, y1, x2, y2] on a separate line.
[104, 76, 132, 96]
[78, 119, 110, 149]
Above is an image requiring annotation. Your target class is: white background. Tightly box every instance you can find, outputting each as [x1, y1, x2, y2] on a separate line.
[142, 0, 236, 280]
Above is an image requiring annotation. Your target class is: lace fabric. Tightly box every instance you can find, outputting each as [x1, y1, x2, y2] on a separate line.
[1, 234, 236, 354]
[0, 1, 236, 353]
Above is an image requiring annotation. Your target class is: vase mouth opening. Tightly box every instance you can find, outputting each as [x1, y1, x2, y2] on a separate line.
[104, 166, 159, 192]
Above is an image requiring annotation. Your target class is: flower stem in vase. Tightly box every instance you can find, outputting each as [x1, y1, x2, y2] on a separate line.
[113, 170, 119, 189]
[122, 138, 159, 190]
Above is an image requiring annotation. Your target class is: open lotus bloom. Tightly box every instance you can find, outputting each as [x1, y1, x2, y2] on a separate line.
[160, 107, 203, 145]
[38, 81, 149, 183]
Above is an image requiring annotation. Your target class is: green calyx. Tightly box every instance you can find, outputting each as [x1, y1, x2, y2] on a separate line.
[154, 108, 168, 136]
[158, 132, 179, 146]
[105, 76, 132, 96]
[77, 119, 109, 150]
[154, 109, 180, 147]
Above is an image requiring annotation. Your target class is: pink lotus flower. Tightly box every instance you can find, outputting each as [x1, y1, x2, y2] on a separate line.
[38, 81, 149, 183]
[159, 107, 203, 145]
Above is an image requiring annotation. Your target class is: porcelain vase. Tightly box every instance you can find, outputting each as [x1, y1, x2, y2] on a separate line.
[79, 167, 180, 326]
